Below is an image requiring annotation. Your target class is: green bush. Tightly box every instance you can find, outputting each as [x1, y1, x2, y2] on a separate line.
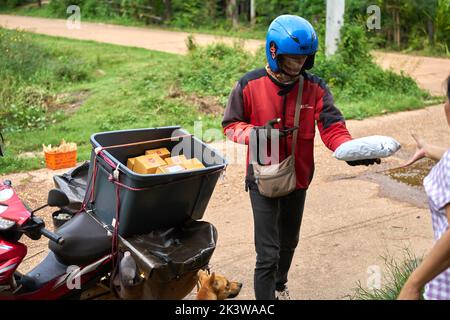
[179, 21, 428, 115]
[312, 22, 428, 104]
[47, 0, 111, 18]
[0, 0, 30, 9]
[177, 41, 264, 104]
[171, 0, 209, 28]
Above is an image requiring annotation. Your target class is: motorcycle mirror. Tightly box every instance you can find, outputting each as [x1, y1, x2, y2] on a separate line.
[0, 132, 4, 157]
[47, 189, 70, 208]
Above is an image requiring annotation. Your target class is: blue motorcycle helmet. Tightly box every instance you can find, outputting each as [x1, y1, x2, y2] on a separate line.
[266, 15, 319, 74]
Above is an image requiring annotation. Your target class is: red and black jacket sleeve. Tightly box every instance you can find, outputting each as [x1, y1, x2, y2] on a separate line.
[314, 78, 352, 151]
[221, 81, 254, 145]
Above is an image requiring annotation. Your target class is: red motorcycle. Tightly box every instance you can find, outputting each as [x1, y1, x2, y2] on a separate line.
[0, 184, 114, 300]
[0, 130, 116, 300]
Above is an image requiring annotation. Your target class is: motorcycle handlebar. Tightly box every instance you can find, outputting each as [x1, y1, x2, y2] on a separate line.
[41, 228, 64, 245]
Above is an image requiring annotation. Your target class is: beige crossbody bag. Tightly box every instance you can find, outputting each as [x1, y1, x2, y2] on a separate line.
[252, 75, 304, 198]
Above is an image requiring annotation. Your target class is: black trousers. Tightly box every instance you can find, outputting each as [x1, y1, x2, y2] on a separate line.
[249, 187, 306, 300]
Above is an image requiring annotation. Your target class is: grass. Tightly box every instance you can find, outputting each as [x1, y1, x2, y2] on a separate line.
[352, 249, 424, 300]
[0, 28, 441, 175]
[0, 29, 220, 174]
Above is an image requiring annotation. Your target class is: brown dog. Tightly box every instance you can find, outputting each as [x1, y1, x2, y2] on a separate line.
[196, 269, 242, 300]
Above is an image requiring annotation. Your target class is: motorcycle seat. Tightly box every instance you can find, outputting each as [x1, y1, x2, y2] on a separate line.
[49, 212, 112, 266]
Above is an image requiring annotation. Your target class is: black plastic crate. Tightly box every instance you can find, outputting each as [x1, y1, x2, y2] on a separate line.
[85, 126, 226, 237]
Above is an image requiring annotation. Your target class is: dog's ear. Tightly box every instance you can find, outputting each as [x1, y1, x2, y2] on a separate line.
[210, 272, 221, 291]
[198, 269, 208, 284]
[209, 272, 216, 286]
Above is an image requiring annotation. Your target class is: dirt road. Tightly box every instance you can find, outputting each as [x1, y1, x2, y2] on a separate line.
[1, 14, 449, 96]
[0, 14, 263, 55]
[2, 103, 448, 299]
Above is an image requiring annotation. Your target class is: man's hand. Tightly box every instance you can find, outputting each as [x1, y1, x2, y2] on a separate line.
[264, 118, 284, 139]
[255, 118, 299, 141]
[346, 158, 381, 166]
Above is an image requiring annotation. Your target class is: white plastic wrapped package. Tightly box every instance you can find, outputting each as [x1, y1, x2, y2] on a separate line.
[333, 135, 401, 161]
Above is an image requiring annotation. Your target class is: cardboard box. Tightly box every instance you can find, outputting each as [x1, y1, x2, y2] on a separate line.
[165, 155, 187, 166]
[127, 157, 137, 170]
[133, 154, 167, 174]
[183, 158, 205, 170]
[145, 147, 170, 159]
[155, 164, 186, 174]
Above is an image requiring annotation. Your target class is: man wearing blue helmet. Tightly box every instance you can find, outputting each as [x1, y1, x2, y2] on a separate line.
[222, 15, 380, 300]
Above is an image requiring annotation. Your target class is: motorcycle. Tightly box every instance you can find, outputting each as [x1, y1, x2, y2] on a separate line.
[0, 177, 114, 299]
[0, 130, 220, 300]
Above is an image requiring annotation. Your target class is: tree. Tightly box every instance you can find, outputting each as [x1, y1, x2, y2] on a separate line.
[226, 0, 238, 27]
[163, 0, 172, 20]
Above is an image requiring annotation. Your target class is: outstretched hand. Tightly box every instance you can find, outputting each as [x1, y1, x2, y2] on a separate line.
[398, 134, 427, 168]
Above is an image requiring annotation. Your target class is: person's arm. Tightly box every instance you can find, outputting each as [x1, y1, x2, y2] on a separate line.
[398, 204, 450, 300]
[222, 82, 254, 145]
[424, 145, 448, 162]
[315, 80, 352, 151]
[400, 134, 448, 168]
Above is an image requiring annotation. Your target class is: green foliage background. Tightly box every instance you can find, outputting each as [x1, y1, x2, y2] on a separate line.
[2, 1, 448, 54]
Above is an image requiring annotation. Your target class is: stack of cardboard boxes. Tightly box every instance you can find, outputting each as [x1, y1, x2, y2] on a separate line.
[126, 147, 205, 175]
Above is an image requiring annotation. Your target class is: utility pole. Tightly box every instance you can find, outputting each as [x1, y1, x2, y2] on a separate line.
[325, 0, 345, 57]
[250, 0, 256, 26]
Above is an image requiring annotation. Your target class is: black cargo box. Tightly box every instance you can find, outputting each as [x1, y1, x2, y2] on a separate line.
[86, 126, 226, 237]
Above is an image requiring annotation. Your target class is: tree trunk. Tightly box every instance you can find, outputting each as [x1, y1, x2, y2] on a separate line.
[37, 0, 42, 7]
[206, 0, 216, 19]
[391, 8, 401, 48]
[163, 0, 172, 21]
[395, 10, 400, 47]
[227, 0, 238, 28]
[427, 18, 434, 44]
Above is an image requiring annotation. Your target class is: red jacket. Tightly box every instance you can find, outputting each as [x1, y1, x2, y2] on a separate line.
[222, 68, 352, 190]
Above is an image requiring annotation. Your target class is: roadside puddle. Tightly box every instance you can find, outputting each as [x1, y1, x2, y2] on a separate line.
[328, 158, 436, 209]
[385, 159, 436, 187]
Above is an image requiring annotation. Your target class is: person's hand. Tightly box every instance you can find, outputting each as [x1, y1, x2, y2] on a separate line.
[265, 118, 286, 140]
[399, 133, 427, 168]
[397, 281, 421, 300]
[346, 158, 381, 166]
[255, 118, 299, 141]
[256, 118, 285, 140]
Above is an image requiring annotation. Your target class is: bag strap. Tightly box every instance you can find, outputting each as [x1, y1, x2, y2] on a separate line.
[291, 75, 304, 156]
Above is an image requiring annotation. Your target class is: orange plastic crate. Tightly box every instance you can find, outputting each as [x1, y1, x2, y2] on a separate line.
[44, 150, 77, 170]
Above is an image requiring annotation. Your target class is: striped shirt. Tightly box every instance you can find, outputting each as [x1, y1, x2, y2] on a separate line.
[423, 150, 450, 300]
